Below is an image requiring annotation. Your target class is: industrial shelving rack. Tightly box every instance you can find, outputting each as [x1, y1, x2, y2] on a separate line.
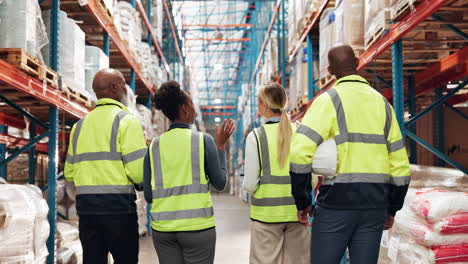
[0, 0, 184, 262]
[233, 0, 467, 176]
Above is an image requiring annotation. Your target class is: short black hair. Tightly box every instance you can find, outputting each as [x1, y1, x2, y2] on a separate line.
[154, 80, 188, 121]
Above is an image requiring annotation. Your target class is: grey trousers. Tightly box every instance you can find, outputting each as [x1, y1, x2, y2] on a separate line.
[152, 228, 216, 264]
[310, 206, 387, 264]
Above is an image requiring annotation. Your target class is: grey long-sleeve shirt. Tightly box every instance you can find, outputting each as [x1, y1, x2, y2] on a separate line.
[143, 123, 227, 203]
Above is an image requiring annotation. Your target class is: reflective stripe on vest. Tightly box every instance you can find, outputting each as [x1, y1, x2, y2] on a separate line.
[251, 126, 295, 207]
[150, 131, 213, 221]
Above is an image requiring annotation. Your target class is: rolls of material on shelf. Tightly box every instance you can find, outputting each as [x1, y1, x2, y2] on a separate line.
[0, 183, 49, 263]
[0, 0, 48, 61]
[85, 46, 110, 102]
[319, 8, 336, 79]
[335, 0, 365, 49]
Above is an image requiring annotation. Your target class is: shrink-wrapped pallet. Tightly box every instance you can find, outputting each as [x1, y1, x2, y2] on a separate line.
[85, 46, 110, 102]
[409, 165, 468, 190]
[0, 0, 48, 61]
[319, 8, 336, 79]
[390, 0, 418, 21]
[114, 1, 143, 53]
[364, 0, 391, 47]
[0, 183, 49, 263]
[43, 11, 86, 93]
[335, 0, 365, 49]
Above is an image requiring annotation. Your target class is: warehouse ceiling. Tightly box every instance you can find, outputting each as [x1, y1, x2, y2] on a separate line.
[172, 1, 254, 128]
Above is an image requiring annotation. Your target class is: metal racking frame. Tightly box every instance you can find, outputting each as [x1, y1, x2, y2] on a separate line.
[0, 0, 183, 262]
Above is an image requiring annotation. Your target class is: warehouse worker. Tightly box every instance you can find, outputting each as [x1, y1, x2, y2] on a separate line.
[243, 83, 310, 264]
[143, 80, 235, 264]
[290, 45, 411, 264]
[64, 69, 147, 264]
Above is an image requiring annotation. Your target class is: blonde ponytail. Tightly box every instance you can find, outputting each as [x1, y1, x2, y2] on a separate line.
[278, 108, 292, 168]
[257, 83, 292, 168]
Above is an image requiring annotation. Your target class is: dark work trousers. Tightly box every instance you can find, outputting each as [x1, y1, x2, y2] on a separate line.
[152, 228, 216, 264]
[79, 214, 139, 264]
[310, 206, 387, 264]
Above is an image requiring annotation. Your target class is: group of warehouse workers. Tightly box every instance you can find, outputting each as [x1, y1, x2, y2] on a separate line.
[64, 44, 411, 264]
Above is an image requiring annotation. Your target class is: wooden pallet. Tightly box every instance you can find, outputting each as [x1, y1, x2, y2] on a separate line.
[365, 26, 386, 48]
[59, 81, 93, 108]
[391, 0, 422, 22]
[0, 48, 42, 79]
[290, 96, 309, 115]
[319, 75, 335, 88]
[0, 48, 58, 88]
[97, 0, 113, 23]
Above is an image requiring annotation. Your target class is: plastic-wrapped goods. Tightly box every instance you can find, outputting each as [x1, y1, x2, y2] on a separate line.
[85, 46, 110, 102]
[335, 0, 365, 49]
[43, 11, 86, 92]
[319, 8, 336, 79]
[411, 188, 468, 223]
[114, 1, 143, 53]
[126, 85, 137, 115]
[409, 165, 468, 190]
[43, 179, 66, 203]
[66, 181, 77, 202]
[380, 231, 468, 264]
[57, 222, 79, 248]
[433, 213, 468, 234]
[393, 208, 468, 246]
[57, 239, 83, 264]
[390, 0, 417, 20]
[0, 0, 48, 61]
[364, 0, 390, 47]
[0, 183, 49, 263]
[136, 191, 148, 236]
[135, 104, 154, 139]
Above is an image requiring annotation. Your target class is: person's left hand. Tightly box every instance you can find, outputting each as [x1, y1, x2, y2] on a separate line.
[384, 215, 395, 230]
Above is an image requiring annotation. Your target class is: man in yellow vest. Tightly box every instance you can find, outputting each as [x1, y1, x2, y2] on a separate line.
[65, 69, 147, 264]
[290, 45, 411, 264]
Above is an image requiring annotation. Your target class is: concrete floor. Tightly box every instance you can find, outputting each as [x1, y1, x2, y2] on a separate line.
[138, 193, 251, 264]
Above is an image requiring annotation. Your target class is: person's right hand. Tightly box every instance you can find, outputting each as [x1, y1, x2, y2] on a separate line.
[384, 215, 395, 230]
[215, 119, 235, 150]
[297, 205, 313, 227]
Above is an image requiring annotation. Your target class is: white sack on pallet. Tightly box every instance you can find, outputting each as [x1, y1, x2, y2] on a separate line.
[319, 8, 336, 79]
[0, 0, 48, 61]
[126, 85, 137, 114]
[411, 188, 468, 223]
[85, 46, 110, 102]
[0, 183, 49, 263]
[335, 0, 365, 49]
[114, 1, 142, 53]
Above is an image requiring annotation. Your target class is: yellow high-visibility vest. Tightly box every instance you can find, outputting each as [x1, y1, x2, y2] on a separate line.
[250, 123, 298, 223]
[64, 98, 147, 196]
[149, 128, 215, 232]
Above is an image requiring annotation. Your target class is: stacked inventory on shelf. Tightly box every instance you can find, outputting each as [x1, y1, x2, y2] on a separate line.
[0, 0, 186, 263]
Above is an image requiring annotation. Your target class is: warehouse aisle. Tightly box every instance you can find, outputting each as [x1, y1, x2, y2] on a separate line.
[138, 193, 251, 264]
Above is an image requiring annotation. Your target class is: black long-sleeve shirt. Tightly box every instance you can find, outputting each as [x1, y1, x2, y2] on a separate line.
[143, 123, 227, 203]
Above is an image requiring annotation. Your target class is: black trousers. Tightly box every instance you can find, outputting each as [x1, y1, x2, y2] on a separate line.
[310, 206, 387, 264]
[152, 228, 216, 264]
[79, 214, 139, 264]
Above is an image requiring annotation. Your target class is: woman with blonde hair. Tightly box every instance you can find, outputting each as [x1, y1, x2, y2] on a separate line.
[243, 83, 310, 264]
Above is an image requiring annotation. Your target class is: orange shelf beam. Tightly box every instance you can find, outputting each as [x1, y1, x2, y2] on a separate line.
[0, 59, 89, 119]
